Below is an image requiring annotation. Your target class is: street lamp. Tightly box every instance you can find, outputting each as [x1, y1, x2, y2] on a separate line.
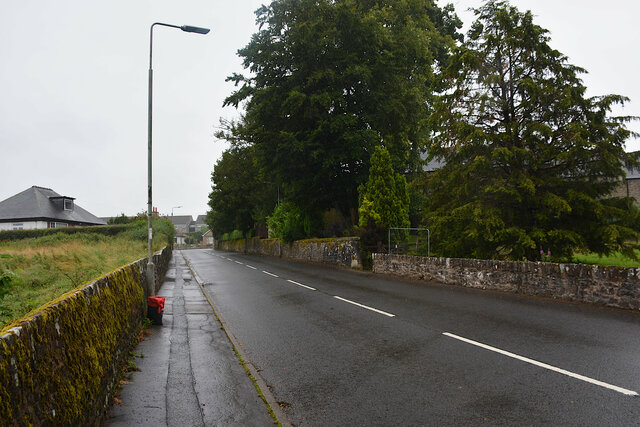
[147, 22, 210, 297]
[171, 205, 182, 218]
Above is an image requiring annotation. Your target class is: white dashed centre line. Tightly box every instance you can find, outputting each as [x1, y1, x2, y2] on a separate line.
[287, 279, 316, 291]
[246, 265, 257, 270]
[235, 261, 243, 265]
[333, 296, 395, 317]
[263, 271, 279, 278]
[442, 332, 638, 397]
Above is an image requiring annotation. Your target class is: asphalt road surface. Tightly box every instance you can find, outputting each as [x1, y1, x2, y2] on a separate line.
[182, 249, 640, 426]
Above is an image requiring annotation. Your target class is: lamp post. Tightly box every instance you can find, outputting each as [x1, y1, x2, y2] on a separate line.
[147, 23, 210, 297]
[265, 181, 280, 205]
[171, 205, 182, 218]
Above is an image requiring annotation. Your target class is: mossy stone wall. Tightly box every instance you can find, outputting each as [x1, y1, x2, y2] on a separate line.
[372, 253, 640, 311]
[218, 237, 361, 269]
[0, 246, 171, 425]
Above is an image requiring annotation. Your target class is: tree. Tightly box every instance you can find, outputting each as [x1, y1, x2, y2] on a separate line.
[359, 146, 410, 229]
[425, 0, 639, 261]
[358, 146, 410, 257]
[222, 0, 461, 227]
[206, 146, 275, 237]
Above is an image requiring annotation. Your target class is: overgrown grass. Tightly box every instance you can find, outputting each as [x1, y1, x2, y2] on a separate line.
[0, 227, 170, 328]
[570, 250, 640, 268]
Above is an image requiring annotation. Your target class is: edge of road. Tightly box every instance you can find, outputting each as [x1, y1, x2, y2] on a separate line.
[181, 251, 292, 427]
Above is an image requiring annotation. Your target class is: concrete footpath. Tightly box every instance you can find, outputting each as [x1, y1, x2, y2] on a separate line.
[105, 251, 275, 426]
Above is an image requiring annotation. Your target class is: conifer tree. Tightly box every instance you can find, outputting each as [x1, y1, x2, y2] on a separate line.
[359, 146, 410, 230]
[425, 0, 639, 260]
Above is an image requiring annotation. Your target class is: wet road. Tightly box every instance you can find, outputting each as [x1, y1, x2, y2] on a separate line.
[183, 249, 640, 426]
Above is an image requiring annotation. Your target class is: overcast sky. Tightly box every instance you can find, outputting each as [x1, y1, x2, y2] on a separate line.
[1, 1, 638, 219]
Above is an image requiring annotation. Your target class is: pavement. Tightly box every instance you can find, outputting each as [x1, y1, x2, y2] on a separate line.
[104, 251, 278, 427]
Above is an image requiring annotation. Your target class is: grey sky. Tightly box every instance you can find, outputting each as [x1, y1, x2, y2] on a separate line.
[1, 1, 638, 219]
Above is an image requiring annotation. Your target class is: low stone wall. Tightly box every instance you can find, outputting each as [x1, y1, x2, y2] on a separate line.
[0, 246, 172, 425]
[218, 237, 362, 269]
[372, 254, 640, 311]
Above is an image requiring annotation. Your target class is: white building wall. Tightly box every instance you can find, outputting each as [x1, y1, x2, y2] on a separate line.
[0, 221, 49, 230]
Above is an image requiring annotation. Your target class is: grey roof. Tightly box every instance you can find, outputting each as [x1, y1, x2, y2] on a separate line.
[421, 150, 640, 178]
[625, 166, 640, 179]
[169, 215, 193, 226]
[194, 215, 207, 225]
[0, 186, 106, 225]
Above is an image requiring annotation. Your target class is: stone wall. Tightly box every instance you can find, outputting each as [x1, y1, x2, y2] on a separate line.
[372, 253, 640, 311]
[0, 246, 172, 425]
[218, 237, 362, 269]
[610, 177, 640, 206]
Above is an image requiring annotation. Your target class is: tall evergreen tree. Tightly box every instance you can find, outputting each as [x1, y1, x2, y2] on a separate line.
[425, 0, 639, 260]
[221, 0, 460, 226]
[358, 146, 410, 230]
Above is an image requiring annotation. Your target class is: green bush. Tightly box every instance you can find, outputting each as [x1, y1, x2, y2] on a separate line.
[0, 269, 16, 299]
[117, 218, 175, 248]
[230, 229, 244, 240]
[267, 202, 307, 243]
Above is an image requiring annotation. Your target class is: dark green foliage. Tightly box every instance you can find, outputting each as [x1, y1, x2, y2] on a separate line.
[221, 0, 461, 221]
[267, 202, 308, 242]
[0, 270, 15, 299]
[107, 214, 134, 225]
[425, 0, 640, 260]
[0, 224, 130, 242]
[206, 146, 277, 238]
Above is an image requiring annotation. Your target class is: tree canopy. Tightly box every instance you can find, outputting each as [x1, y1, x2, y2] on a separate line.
[206, 146, 276, 238]
[424, 0, 639, 260]
[221, 0, 461, 225]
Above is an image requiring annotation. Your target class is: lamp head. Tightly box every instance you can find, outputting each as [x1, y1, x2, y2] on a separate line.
[181, 25, 210, 34]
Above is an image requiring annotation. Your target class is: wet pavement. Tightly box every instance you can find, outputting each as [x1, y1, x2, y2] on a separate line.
[105, 251, 275, 426]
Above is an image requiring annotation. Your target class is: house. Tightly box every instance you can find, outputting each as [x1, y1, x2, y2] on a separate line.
[170, 215, 193, 234]
[609, 165, 640, 203]
[423, 153, 640, 206]
[202, 229, 214, 245]
[0, 186, 106, 230]
[168, 215, 193, 244]
[194, 214, 207, 232]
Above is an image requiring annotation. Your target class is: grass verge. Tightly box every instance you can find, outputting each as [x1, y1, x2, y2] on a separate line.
[570, 250, 640, 268]
[0, 230, 167, 328]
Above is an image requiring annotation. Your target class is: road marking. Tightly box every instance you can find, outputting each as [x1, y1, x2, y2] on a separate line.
[246, 265, 257, 270]
[287, 279, 316, 291]
[263, 270, 279, 278]
[235, 261, 244, 265]
[442, 332, 638, 397]
[333, 296, 395, 318]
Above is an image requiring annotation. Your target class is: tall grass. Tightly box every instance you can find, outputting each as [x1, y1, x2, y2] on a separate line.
[570, 250, 640, 268]
[0, 225, 171, 328]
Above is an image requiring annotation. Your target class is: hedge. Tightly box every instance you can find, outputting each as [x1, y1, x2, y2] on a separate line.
[0, 225, 130, 241]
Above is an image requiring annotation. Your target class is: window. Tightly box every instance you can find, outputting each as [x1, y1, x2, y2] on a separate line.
[63, 199, 74, 211]
[50, 222, 68, 228]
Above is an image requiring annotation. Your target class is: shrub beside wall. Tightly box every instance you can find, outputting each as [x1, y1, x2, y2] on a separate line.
[372, 254, 640, 311]
[0, 247, 171, 425]
[218, 237, 362, 269]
